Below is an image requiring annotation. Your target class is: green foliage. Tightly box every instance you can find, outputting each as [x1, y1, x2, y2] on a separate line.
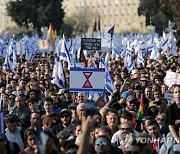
[60, 17, 76, 38]
[138, 0, 173, 35]
[6, 0, 64, 35]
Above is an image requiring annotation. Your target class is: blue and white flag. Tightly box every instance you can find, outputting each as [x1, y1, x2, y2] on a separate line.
[12, 50, 18, 73]
[150, 46, 159, 61]
[59, 35, 72, 69]
[0, 94, 4, 134]
[137, 49, 145, 67]
[51, 59, 66, 88]
[105, 52, 110, 65]
[124, 50, 135, 71]
[112, 42, 121, 60]
[4, 54, 12, 70]
[38, 132, 48, 154]
[99, 59, 115, 94]
[170, 43, 177, 56]
[161, 38, 169, 52]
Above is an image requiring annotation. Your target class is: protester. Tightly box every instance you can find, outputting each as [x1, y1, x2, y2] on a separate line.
[19, 128, 38, 154]
[0, 30, 179, 154]
[4, 114, 25, 150]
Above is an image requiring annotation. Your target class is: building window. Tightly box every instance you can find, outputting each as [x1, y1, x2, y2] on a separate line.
[103, 0, 108, 6]
[92, 0, 96, 7]
[104, 10, 107, 16]
[109, 9, 112, 16]
[81, 1, 84, 7]
[115, 0, 119, 5]
[115, 9, 118, 16]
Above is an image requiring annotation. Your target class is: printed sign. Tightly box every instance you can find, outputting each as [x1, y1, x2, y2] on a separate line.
[81, 38, 101, 50]
[39, 40, 48, 50]
[164, 71, 180, 87]
[70, 68, 105, 92]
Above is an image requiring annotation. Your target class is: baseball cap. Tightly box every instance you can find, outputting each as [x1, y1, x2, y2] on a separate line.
[148, 101, 157, 108]
[126, 95, 136, 102]
[57, 89, 65, 95]
[121, 91, 130, 99]
[60, 109, 71, 116]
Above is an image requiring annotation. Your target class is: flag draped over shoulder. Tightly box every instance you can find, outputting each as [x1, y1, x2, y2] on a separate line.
[137, 95, 144, 120]
[47, 23, 55, 46]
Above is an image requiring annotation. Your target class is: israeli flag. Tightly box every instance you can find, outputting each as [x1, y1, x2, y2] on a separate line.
[137, 49, 145, 67]
[51, 59, 66, 88]
[112, 42, 121, 60]
[12, 50, 18, 73]
[124, 50, 134, 71]
[161, 38, 169, 52]
[38, 132, 48, 154]
[150, 46, 159, 61]
[59, 35, 72, 69]
[105, 52, 110, 65]
[99, 58, 115, 94]
[4, 54, 12, 70]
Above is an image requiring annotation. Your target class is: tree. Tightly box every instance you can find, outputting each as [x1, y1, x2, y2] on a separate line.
[160, 0, 180, 46]
[60, 17, 76, 38]
[6, 0, 64, 35]
[138, 0, 173, 35]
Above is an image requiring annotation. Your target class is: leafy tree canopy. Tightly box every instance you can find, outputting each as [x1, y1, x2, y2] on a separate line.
[6, 0, 64, 35]
[138, 0, 173, 35]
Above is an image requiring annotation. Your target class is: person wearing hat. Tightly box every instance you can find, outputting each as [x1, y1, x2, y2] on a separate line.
[109, 91, 130, 112]
[69, 103, 78, 123]
[140, 78, 150, 89]
[118, 95, 138, 115]
[56, 89, 68, 110]
[146, 101, 159, 119]
[52, 109, 73, 136]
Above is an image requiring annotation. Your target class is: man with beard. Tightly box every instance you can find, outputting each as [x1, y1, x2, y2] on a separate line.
[118, 95, 137, 115]
[52, 109, 73, 136]
[146, 119, 163, 153]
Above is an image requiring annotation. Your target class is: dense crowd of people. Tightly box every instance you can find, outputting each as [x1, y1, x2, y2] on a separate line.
[0, 44, 179, 154]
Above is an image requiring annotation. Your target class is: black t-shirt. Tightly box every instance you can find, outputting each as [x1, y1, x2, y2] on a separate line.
[166, 102, 180, 132]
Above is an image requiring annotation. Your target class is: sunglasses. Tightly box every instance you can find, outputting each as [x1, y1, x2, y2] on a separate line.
[115, 85, 121, 87]
[95, 141, 108, 146]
